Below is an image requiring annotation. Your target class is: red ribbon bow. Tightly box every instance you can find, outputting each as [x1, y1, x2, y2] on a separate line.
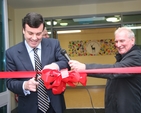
[41, 69, 87, 94]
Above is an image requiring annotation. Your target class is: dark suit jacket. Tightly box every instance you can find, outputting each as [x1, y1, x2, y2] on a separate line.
[6, 38, 69, 113]
[86, 45, 141, 113]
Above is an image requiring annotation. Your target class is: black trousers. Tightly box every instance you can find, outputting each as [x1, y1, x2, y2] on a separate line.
[37, 104, 55, 113]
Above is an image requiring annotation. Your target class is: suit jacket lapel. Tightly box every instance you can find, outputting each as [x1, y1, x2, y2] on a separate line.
[41, 39, 51, 68]
[17, 42, 34, 71]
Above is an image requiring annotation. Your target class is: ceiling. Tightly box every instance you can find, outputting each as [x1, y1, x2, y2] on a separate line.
[7, 0, 140, 30]
[7, 0, 132, 9]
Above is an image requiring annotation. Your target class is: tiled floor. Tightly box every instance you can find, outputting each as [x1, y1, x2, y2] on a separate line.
[64, 109, 104, 113]
[64, 85, 105, 109]
[12, 108, 104, 113]
[12, 85, 105, 113]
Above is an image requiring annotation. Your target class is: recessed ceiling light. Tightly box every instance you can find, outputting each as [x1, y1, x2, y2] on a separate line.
[106, 17, 121, 22]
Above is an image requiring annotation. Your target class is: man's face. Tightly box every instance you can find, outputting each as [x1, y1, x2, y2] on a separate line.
[115, 31, 135, 54]
[23, 24, 44, 48]
[42, 31, 49, 38]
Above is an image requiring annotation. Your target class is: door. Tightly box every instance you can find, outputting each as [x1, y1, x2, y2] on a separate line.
[0, 0, 11, 113]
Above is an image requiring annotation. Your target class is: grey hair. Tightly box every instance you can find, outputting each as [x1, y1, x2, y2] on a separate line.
[114, 27, 135, 39]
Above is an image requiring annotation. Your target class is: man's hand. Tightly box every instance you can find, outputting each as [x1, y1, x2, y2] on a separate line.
[69, 60, 86, 70]
[24, 77, 40, 92]
[43, 63, 59, 70]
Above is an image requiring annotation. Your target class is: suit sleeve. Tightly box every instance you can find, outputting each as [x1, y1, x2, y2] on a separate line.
[6, 49, 26, 95]
[86, 50, 141, 79]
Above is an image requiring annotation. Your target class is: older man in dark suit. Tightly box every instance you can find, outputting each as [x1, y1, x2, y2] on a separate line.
[6, 12, 69, 113]
[69, 27, 141, 113]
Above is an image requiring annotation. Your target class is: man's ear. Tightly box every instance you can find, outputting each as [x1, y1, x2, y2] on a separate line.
[23, 28, 25, 34]
[131, 37, 135, 45]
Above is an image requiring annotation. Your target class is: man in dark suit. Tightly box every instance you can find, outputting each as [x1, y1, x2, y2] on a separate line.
[6, 12, 69, 113]
[68, 27, 141, 113]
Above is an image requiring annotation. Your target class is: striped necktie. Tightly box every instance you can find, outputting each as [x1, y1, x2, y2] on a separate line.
[33, 48, 49, 113]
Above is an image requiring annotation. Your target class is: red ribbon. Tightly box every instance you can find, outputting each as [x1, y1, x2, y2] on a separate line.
[1, 67, 141, 94]
[0, 71, 36, 78]
[78, 67, 141, 74]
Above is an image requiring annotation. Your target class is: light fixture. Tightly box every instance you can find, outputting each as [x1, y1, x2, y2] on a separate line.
[48, 30, 81, 34]
[60, 23, 68, 26]
[46, 21, 57, 25]
[57, 30, 81, 34]
[73, 17, 105, 22]
[126, 26, 141, 29]
[106, 17, 121, 22]
[123, 24, 141, 30]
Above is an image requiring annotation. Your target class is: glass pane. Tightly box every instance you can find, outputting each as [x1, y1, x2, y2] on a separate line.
[0, 105, 7, 113]
[46, 28, 51, 38]
[0, 79, 6, 92]
[0, 0, 6, 92]
[123, 13, 141, 23]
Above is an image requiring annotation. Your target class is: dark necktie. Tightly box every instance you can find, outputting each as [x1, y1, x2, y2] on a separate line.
[33, 48, 49, 113]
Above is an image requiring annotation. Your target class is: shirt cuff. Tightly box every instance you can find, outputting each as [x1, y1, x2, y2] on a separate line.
[23, 81, 30, 96]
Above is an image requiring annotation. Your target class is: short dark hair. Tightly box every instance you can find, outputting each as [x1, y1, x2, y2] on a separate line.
[22, 12, 45, 30]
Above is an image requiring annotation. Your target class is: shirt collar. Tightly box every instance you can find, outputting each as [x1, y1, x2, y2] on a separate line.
[24, 40, 41, 53]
